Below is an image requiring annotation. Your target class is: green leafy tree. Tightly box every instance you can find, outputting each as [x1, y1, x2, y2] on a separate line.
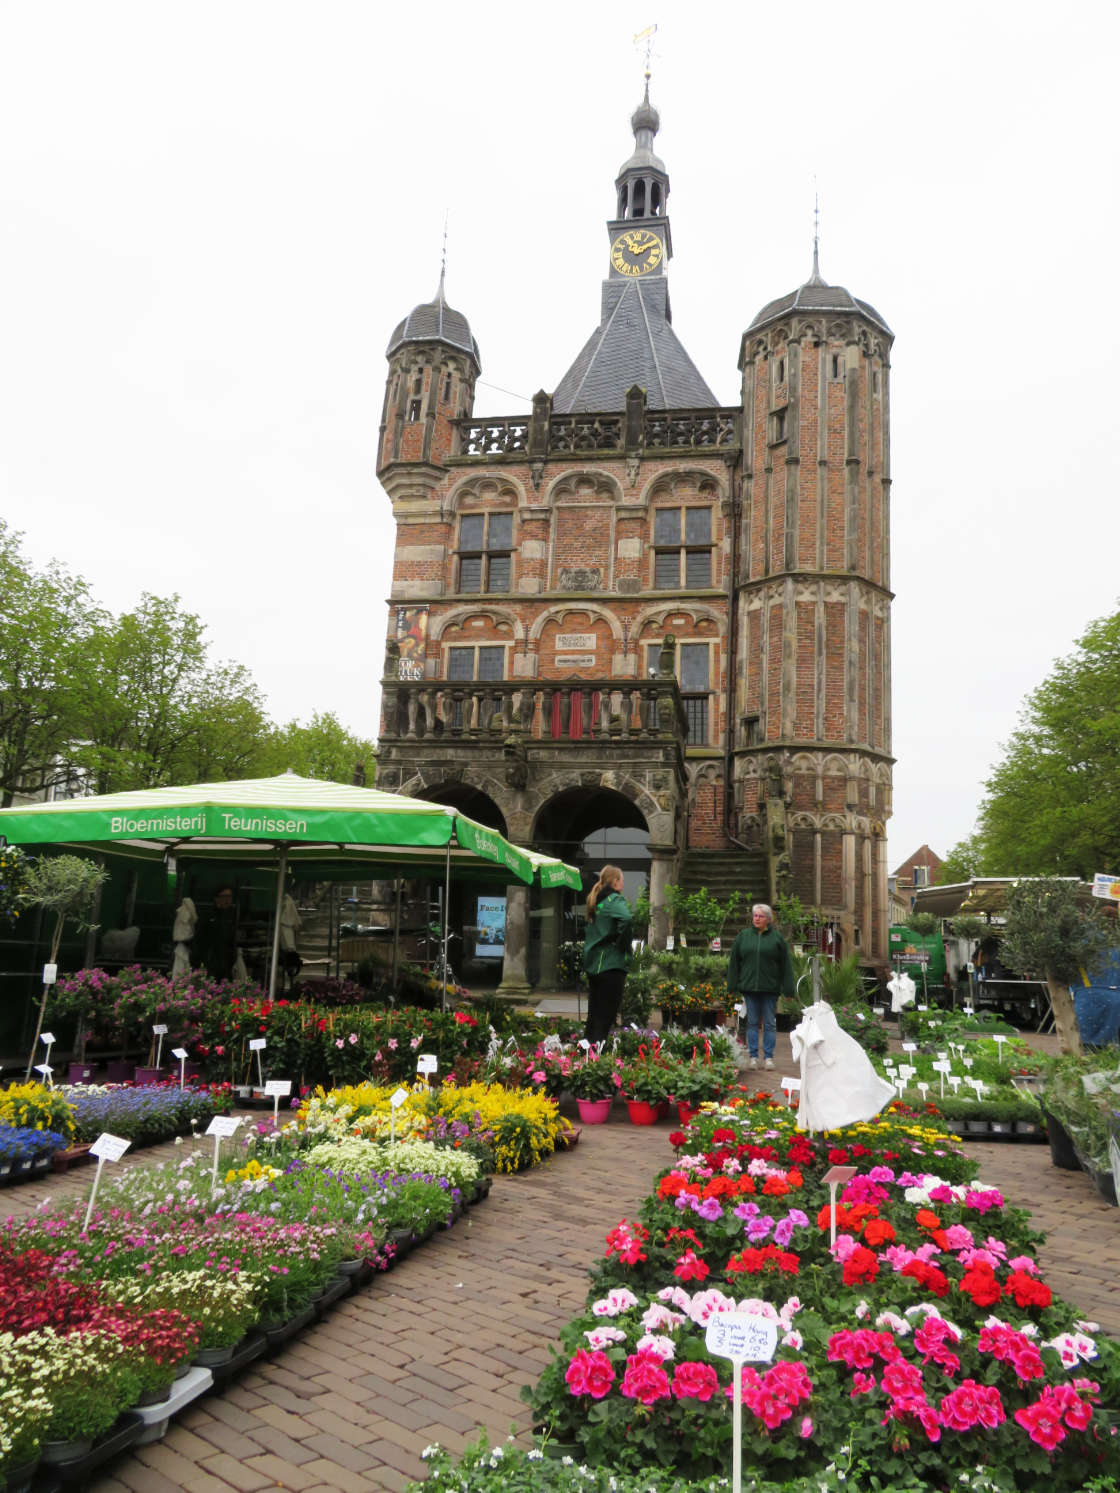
[907, 911, 939, 936]
[264, 711, 377, 784]
[1000, 877, 1111, 1054]
[978, 610, 1120, 876]
[936, 833, 987, 884]
[0, 522, 105, 805]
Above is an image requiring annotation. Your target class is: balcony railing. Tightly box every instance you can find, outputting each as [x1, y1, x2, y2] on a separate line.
[454, 398, 740, 462]
[380, 677, 688, 746]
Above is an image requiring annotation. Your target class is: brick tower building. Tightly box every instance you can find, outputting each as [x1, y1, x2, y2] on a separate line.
[375, 82, 894, 993]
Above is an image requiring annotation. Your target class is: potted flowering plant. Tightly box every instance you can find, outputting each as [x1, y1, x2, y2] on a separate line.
[568, 1056, 619, 1124]
[616, 1058, 669, 1123]
[661, 1056, 737, 1121]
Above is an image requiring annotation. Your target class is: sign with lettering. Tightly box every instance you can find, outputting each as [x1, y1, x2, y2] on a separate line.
[152, 1024, 169, 1036]
[172, 1047, 189, 1061]
[90, 1133, 132, 1163]
[265, 1079, 292, 1098]
[206, 1116, 242, 1138]
[417, 1054, 438, 1075]
[40, 1031, 55, 1046]
[249, 1038, 267, 1051]
[705, 1311, 778, 1364]
[390, 1087, 409, 1109]
[556, 655, 596, 669]
[555, 633, 596, 650]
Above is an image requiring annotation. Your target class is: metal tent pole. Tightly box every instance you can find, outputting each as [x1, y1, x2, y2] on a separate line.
[391, 877, 402, 997]
[442, 841, 452, 1012]
[267, 846, 288, 999]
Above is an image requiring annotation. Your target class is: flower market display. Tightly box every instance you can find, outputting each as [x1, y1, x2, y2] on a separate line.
[512, 1093, 1120, 1492]
[0, 1076, 515, 1486]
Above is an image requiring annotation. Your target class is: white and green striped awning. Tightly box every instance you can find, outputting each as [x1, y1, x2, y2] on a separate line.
[0, 774, 580, 888]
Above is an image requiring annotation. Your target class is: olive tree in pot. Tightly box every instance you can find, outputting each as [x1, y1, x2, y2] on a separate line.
[1000, 878, 1111, 1056]
[20, 854, 108, 1079]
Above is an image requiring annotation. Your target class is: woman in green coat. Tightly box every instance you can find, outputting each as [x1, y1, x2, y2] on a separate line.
[582, 865, 632, 1045]
[727, 902, 795, 1070]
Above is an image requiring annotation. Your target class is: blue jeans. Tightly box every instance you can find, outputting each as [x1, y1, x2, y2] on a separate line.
[741, 992, 778, 1059]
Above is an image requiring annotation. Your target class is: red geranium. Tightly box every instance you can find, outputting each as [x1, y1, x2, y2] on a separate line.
[842, 1246, 880, 1286]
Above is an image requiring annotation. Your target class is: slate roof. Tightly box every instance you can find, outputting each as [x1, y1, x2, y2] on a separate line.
[553, 277, 717, 413]
[387, 278, 481, 369]
[747, 276, 892, 337]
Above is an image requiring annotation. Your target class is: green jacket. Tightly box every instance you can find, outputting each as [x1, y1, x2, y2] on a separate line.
[727, 924, 795, 997]
[583, 890, 633, 976]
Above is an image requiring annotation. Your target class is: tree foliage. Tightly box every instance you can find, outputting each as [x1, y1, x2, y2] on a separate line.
[0, 524, 373, 801]
[936, 834, 987, 885]
[978, 610, 1120, 876]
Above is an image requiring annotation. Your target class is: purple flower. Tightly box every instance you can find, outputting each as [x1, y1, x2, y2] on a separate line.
[694, 1197, 724, 1222]
[733, 1201, 760, 1222]
[746, 1215, 774, 1243]
[773, 1217, 794, 1247]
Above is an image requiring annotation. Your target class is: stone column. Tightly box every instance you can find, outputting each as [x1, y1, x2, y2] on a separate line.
[497, 882, 532, 1001]
[648, 846, 675, 950]
[537, 887, 562, 989]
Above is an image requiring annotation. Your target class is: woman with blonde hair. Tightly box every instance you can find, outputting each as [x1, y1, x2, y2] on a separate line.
[582, 865, 633, 1045]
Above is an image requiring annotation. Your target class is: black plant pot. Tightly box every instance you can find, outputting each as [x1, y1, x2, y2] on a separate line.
[1040, 1104, 1081, 1171]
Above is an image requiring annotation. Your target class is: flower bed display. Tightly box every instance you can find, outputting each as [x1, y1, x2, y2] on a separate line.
[520, 1094, 1120, 1490]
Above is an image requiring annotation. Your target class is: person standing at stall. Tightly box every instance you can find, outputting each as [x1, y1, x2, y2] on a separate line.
[728, 902, 795, 1070]
[583, 865, 632, 1046]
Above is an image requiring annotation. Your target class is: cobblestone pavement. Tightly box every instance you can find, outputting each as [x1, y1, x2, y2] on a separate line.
[2, 1028, 1115, 1490]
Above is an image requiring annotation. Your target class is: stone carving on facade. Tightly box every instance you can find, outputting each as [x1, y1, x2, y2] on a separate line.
[559, 567, 602, 591]
[503, 735, 529, 791]
[625, 453, 641, 487]
[529, 460, 545, 490]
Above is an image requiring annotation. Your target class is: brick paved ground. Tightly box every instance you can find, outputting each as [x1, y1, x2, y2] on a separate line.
[2, 1027, 1116, 1490]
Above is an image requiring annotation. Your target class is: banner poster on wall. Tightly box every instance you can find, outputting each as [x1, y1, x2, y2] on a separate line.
[475, 895, 507, 959]
[395, 606, 428, 680]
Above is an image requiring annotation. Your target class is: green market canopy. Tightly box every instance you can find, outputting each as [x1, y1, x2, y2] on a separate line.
[0, 774, 580, 994]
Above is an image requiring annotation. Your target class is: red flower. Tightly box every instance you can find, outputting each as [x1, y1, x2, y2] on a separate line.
[674, 1249, 710, 1282]
[843, 1246, 880, 1286]
[828, 1147, 850, 1164]
[901, 1259, 950, 1297]
[1006, 1270, 1052, 1310]
[863, 1218, 896, 1247]
[959, 1263, 1002, 1308]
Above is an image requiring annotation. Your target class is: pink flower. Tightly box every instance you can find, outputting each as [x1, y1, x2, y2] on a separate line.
[410, 1036, 420, 1049]
[348, 1033, 358, 1045]
[565, 1348, 615, 1400]
[799, 1415, 813, 1438]
[388, 1038, 398, 1050]
[621, 1348, 672, 1405]
[335, 1038, 344, 1049]
[532, 1071, 546, 1083]
[672, 1360, 719, 1401]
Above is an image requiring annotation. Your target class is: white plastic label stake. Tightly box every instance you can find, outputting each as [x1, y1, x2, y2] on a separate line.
[172, 1047, 188, 1060]
[172, 1046, 188, 1090]
[705, 1311, 779, 1493]
[902, 1042, 917, 1052]
[417, 1053, 438, 1075]
[248, 1037, 266, 1050]
[42, 963, 57, 985]
[993, 1034, 1007, 1061]
[152, 1023, 168, 1068]
[40, 1031, 55, 1046]
[34, 1062, 53, 1087]
[265, 1077, 291, 1123]
[389, 1084, 409, 1141]
[152, 1024, 169, 1035]
[84, 1133, 132, 1231]
[207, 1115, 241, 1187]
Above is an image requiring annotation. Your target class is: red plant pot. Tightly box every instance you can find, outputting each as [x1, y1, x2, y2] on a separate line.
[576, 1098, 612, 1124]
[677, 1101, 697, 1126]
[626, 1099, 661, 1125]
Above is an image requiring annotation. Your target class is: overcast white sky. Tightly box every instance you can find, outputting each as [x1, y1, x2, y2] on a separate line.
[1, 1, 1117, 867]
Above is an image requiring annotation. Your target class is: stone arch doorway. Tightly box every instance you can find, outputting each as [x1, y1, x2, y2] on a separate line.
[531, 787, 651, 989]
[534, 787, 650, 904]
[417, 783, 508, 837]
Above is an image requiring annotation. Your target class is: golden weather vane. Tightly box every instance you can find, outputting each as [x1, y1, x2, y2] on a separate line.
[633, 23, 658, 81]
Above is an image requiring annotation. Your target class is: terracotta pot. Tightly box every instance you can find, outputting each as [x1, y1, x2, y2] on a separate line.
[576, 1097, 612, 1124]
[626, 1099, 660, 1125]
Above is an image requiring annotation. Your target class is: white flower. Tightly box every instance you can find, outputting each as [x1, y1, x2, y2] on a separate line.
[636, 1333, 675, 1359]
[421, 1445, 438, 1459]
[781, 1329, 803, 1350]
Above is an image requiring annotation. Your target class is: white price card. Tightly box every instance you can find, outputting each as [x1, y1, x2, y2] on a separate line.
[917, 1004, 929, 1011]
[249, 1037, 267, 1051]
[90, 1133, 132, 1163]
[40, 1031, 55, 1045]
[34, 1063, 52, 1078]
[390, 1087, 409, 1109]
[705, 1311, 778, 1364]
[172, 1047, 189, 1061]
[779, 1076, 801, 1090]
[932, 1060, 951, 1073]
[152, 1024, 169, 1035]
[902, 1041, 917, 1052]
[417, 1053, 438, 1075]
[264, 1079, 292, 1098]
[42, 963, 58, 985]
[206, 1115, 242, 1138]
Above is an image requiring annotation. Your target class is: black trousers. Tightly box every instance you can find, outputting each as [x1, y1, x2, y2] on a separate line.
[586, 968, 626, 1045]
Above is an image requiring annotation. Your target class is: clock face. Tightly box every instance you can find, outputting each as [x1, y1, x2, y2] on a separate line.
[610, 229, 663, 277]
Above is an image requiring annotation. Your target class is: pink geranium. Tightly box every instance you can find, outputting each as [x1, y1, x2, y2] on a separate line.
[620, 1347, 672, 1405]
[671, 1360, 720, 1401]
[565, 1347, 615, 1399]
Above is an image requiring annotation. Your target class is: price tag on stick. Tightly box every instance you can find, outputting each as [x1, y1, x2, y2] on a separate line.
[389, 1084, 409, 1140]
[84, 1133, 132, 1231]
[265, 1078, 292, 1125]
[206, 1114, 242, 1187]
[34, 1062, 53, 1087]
[249, 1037, 266, 1088]
[152, 1023, 168, 1068]
[172, 1047, 188, 1090]
[417, 1053, 438, 1076]
[706, 1311, 779, 1493]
